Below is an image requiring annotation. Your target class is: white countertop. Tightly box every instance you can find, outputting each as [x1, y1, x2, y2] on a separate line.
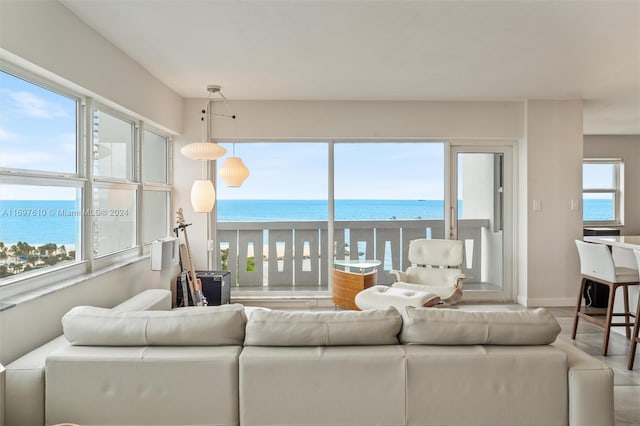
[584, 235, 640, 250]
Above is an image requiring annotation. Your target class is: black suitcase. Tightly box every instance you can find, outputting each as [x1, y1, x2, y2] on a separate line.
[176, 270, 231, 307]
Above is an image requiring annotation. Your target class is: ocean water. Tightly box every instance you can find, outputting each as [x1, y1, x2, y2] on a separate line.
[0, 200, 80, 246]
[218, 199, 447, 221]
[0, 199, 614, 246]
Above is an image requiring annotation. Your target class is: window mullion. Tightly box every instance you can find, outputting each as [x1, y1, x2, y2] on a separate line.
[84, 98, 96, 270]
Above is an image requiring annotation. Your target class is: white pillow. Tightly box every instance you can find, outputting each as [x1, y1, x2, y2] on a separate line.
[62, 304, 246, 346]
[244, 307, 402, 346]
[399, 307, 561, 345]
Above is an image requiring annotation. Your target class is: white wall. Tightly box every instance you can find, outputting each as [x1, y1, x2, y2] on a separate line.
[522, 100, 584, 306]
[0, 260, 178, 365]
[209, 100, 525, 140]
[584, 135, 640, 235]
[0, 0, 183, 134]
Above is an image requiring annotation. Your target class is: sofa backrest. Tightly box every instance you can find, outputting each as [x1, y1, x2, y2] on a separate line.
[399, 307, 561, 345]
[62, 304, 246, 346]
[245, 307, 402, 346]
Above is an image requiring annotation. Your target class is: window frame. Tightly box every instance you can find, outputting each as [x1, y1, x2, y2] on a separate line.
[582, 158, 624, 227]
[0, 64, 173, 296]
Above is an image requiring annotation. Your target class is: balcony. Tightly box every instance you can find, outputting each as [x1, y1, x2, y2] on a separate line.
[217, 219, 490, 293]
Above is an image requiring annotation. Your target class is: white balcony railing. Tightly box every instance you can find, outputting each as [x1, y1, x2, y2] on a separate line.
[217, 219, 489, 289]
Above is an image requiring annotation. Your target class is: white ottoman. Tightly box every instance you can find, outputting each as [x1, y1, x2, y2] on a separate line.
[355, 285, 441, 311]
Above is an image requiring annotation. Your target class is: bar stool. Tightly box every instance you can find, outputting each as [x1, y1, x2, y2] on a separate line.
[629, 249, 640, 370]
[572, 240, 639, 356]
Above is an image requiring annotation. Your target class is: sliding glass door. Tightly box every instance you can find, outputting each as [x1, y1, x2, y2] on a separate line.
[448, 145, 513, 301]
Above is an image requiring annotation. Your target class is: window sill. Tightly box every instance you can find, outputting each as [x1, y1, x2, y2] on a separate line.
[0, 254, 149, 310]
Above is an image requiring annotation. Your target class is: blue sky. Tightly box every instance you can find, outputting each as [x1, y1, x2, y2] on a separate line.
[216, 141, 445, 200]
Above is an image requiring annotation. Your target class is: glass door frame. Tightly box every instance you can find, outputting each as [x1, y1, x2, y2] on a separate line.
[445, 143, 515, 302]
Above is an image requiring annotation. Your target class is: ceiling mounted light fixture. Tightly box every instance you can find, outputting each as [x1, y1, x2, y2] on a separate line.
[180, 85, 228, 161]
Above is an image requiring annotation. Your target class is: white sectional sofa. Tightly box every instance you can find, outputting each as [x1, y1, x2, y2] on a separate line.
[6, 296, 615, 426]
[4, 289, 172, 426]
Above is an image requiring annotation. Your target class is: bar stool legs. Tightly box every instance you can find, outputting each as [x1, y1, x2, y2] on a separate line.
[572, 279, 637, 357]
[628, 292, 640, 370]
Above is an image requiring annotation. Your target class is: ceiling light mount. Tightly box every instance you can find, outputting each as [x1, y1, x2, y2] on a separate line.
[207, 84, 236, 119]
[207, 84, 221, 94]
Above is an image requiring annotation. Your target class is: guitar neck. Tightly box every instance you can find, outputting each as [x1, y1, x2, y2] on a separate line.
[181, 226, 197, 277]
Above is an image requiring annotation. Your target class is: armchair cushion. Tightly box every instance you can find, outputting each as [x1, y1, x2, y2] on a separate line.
[62, 304, 246, 346]
[245, 307, 402, 346]
[403, 266, 463, 288]
[409, 238, 464, 267]
[400, 307, 561, 345]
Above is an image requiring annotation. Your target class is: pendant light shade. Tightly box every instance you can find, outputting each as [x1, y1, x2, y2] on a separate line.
[219, 156, 250, 187]
[190, 179, 215, 213]
[180, 142, 227, 161]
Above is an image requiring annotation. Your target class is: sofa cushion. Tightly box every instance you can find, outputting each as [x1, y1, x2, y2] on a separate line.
[400, 307, 561, 345]
[245, 307, 402, 346]
[62, 304, 246, 346]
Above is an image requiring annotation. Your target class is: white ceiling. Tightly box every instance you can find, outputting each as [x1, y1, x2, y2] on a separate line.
[61, 0, 640, 135]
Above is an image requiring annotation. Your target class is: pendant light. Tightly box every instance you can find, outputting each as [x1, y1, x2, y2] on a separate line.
[219, 144, 250, 187]
[190, 179, 215, 213]
[219, 110, 249, 186]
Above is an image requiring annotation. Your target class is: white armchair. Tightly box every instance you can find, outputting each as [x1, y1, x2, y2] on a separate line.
[355, 239, 471, 310]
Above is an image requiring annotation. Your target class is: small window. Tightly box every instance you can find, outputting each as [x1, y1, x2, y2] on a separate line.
[93, 186, 137, 256]
[93, 109, 134, 180]
[582, 159, 622, 225]
[141, 128, 171, 244]
[142, 190, 169, 243]
[142, 129, 169, 184]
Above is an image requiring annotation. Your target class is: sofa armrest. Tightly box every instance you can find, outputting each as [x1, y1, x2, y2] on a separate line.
[0, 363, 5, 426]
[112, 288, 172, 311]
[552, 339, 614, 426]
[5, 335, 69, 426]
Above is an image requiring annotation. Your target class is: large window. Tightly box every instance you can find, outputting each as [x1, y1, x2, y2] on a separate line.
[583, 159, 623, 225]
[0, 67, 172, 287]
[216, 142, 328, 288]
[215, 141, 445, 290]
[0, 71, 81, 279]
[334, 142, 444, 276]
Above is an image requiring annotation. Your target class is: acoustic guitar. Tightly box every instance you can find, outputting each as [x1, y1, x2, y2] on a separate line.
[175, 208, 207, 306]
